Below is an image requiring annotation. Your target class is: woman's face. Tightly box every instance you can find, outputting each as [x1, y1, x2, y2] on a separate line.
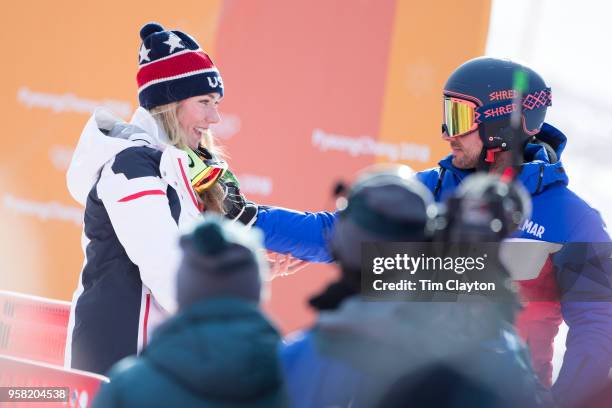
[177, 93, 222, 149]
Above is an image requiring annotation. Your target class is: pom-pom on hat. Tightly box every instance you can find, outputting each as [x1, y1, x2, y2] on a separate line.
[136, 22, 224, 110]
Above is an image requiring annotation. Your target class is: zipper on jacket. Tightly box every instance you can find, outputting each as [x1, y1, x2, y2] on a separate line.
[434, 167, 447, 200]
[534, 165, 545, 194]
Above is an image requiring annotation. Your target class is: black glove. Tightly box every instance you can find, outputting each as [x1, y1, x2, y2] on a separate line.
[222, 180, 258, 226]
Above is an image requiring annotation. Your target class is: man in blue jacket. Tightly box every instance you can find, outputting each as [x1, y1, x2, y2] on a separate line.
[242, 57, 612, 407]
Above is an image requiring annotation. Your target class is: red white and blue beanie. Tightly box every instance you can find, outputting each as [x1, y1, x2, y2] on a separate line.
[137, 22, 224, 110]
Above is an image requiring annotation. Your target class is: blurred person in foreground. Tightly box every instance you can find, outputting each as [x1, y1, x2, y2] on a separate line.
[232, 57, 612, 407]
[279, 165, 543, 408]
[376, 362, 530, 408]
[65, 21, 256, 375]
[92, 215, 288, 407]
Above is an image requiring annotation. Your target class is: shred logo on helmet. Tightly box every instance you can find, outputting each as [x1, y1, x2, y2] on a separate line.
[442, 57, 552, 164]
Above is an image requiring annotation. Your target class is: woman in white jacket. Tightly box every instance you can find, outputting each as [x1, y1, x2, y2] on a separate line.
[64, 22, 233, 375]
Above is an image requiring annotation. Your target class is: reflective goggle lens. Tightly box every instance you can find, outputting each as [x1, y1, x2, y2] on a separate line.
[443, 97, 477, 137]
[186, 147, 228, 193]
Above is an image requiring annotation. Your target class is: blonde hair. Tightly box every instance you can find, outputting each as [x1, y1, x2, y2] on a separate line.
[150, 102, 226, 214]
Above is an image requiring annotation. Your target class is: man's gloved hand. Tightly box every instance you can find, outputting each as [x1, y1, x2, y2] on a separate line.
[221, 170, 258, 227]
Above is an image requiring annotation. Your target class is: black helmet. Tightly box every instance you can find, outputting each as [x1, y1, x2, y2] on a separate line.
[443, 57, 552, 162]
[310, 164, 439, 311]
[331, 164, 438, 273]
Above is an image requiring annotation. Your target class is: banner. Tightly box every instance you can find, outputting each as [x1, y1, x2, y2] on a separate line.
[0, 0, 491, 334]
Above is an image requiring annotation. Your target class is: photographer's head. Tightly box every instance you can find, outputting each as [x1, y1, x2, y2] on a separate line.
[331, 164, 437, 283]
[310, 164, 437, 311]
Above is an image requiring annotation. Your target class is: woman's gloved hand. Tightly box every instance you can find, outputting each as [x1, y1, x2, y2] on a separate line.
[221, 170, 259, 226]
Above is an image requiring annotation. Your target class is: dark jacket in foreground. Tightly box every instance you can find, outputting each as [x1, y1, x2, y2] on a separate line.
[92, 298, 288, 408]
[281, 298, 544, 408]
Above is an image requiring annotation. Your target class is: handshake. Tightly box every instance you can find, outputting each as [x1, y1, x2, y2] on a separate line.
[219, 170, 309, 278]
[185, 145, 258, 226]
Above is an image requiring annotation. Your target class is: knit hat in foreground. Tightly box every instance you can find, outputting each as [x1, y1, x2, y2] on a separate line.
[176, 215, 268, 309]
[137, 22, 224, 110]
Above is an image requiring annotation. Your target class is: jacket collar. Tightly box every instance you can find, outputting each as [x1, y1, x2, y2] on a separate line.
[130, 107, 171, 145]
[438, 123, 569, 194]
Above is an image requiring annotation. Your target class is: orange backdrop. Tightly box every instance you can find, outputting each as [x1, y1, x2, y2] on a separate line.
[0, 0, 490, 334]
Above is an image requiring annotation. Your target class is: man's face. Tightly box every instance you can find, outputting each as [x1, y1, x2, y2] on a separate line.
[442, 128, 483, 169]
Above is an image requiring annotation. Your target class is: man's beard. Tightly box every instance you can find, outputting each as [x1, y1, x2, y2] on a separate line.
[451, 145, 480, 169]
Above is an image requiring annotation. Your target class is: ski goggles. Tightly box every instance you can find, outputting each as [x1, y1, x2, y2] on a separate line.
[443, 88, 552, 138]
[442, 96, 479, 138]
[185, 147, 228, 194]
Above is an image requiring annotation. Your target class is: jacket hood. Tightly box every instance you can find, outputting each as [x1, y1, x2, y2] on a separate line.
[144, 297, 284, 401]
[439, 122, 569, 195]
[66, 107, 170, 205]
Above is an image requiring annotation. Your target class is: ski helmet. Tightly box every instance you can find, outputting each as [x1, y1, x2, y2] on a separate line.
[442, 57, 552, 163]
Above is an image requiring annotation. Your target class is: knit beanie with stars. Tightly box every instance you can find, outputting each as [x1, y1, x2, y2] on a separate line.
[136, 22, 224, 110]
